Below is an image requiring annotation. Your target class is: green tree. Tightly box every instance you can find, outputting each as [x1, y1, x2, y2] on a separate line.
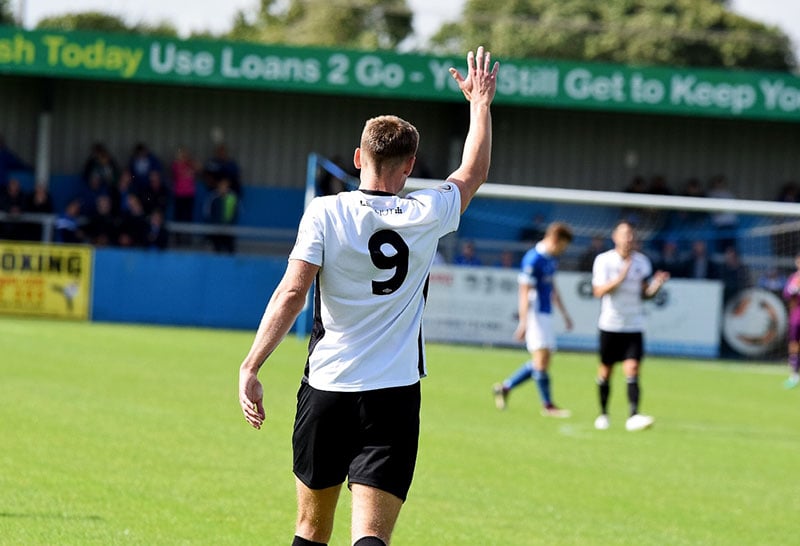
[35, 11, 178, 37]
[430, 0, 795, 71]
[228, 0, 412, 49]
[0, 0, 17, 25]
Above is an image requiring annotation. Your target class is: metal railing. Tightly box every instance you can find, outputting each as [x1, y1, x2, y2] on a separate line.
[0, 212, 298, 255]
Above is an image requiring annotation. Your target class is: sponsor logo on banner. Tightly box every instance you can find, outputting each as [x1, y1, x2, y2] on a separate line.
[722, 288, 788, 357]
[0, 242, 93, 319]
[424, 266, 722, 357]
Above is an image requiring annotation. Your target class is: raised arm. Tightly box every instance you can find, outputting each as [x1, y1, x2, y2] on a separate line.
[447, 46, 499, 213]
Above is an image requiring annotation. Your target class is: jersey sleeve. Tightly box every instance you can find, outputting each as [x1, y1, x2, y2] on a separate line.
[641, 254, 654, 280]
[519, 251, 536, 286]
[592, 254, 609, 286]
[288, 197, 325, 266]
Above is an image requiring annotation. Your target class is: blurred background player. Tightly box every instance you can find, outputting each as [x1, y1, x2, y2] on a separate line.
[592, 220, 669, 431]
[783, 253, 800, 389]
[493, 222, 574, 417]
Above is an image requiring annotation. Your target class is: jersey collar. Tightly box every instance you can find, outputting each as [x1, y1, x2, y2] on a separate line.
[535, 241, 551, 257]
[359, 189, 396, 196]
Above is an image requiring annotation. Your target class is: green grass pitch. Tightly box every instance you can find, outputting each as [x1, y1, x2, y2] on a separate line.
[2, 317, 798, 545]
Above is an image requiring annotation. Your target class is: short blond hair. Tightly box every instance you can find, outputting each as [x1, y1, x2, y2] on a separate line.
[360, 115, 419, 175]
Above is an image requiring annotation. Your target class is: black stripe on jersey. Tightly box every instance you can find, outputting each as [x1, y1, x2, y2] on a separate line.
[417, 275, 431, 378]
[304, 273, 325, 381]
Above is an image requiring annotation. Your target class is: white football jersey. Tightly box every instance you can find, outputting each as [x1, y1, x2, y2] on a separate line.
[592, 249, 653, 332]
[289, 184, 461, 392]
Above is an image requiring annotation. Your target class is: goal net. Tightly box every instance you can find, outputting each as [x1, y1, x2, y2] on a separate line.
[304, 153, 799, 361]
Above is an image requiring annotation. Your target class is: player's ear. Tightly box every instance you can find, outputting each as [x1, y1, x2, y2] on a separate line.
[353, 148, 362, 169]
[403, 156, 416, 176]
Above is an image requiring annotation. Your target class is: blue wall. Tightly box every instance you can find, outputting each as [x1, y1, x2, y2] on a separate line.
[92, 248, 290, 330]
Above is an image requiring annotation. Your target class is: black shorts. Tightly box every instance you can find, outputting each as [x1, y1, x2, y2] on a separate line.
[599, 330, 644, 365]
[292, 381, 421, 502]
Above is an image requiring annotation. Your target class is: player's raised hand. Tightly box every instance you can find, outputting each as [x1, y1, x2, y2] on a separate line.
[449, 46, 499, 104]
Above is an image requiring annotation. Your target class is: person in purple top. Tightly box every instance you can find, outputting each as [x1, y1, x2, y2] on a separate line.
[783, 253, 800, 389]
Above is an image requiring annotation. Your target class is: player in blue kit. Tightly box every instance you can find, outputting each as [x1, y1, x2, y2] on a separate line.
[493, 222, 574, 417]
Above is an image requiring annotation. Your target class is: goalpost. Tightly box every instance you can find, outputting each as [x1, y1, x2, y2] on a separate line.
[302, 153, 799, 361]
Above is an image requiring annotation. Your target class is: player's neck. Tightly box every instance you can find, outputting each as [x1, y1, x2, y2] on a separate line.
[359, 173, 407, 195]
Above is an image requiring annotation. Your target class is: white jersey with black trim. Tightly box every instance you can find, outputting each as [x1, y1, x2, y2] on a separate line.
[289, 183, 461, 392]
[592, 249, 653, 332]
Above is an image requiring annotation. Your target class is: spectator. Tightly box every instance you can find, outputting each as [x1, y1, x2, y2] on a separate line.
[0, 177, 28, 240]
[54, 199, 85, 244]
[128, 142, 163, 194]
[204, 177, 239, 253]
[495, 249, 517, 268]
[113, 169, 134, 217]
[203, 143, 241, 195]
[648, 175, 672, 195]
[22, 183, 54, 241]
[170, 146, 199, 224]
[684, 240, 715, 280]
[579, 236, 607, 272]
[519, 213, 547, 244]
[707, 175, 738, 252]
[718, 246, 750, 302]
[0, 177, 26, 213]
[624, 175, 647, 194]
[80, 170, 110, 218]
[454, 240, 481, 266]
[758, 267, 787, 296]
[82, 142, 119, 189]
[85, 194, 118, 247]
[26, 183, 53, 214]
[0, 134, 30, 185]
[654, 239, 687, 278]
[139, 170, 169, 216]
[776, 181, 799, 203]
[674, 177, 708, 227]
[117, 194, 149, 248]
[681, 177, 706, 199]
[146, 208, 169, 250]
[622, 175, 648, 226]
